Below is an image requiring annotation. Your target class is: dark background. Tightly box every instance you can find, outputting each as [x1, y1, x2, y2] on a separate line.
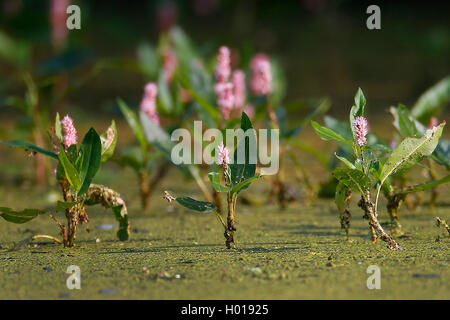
[0, 0, 449, 118]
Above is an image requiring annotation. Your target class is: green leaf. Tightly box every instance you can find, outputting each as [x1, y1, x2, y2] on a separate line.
[397, 104, 418, 137]
[432, 138, 450, 169]
[58, 146, 82, 192]
[118, 98, 147, 153]
[332, 168, 371, 198]
[231, 175, 263, 195]
[56, 201, 77, 212]
[0, 207, 46, 224]
[176, 197, 217, 212]
[208, 172, 231, 192]
[411, 76, 450, 124]
[380, 122, 445, 183]
[350, 88, 366, 139]
[55, 113, 63, 142]
[77, 128, 102, 196]
[157, 71, 173, 114]
[112, 205, 129, 241]
[397, 174, 450, 197]
[0, 140, 58, 159]
[335, 153, 356, 169]
[100, 120, 117, 162]
[139, 110, 170, 143]
[311, 121, 353, 146]
[230, 112, 257, 189]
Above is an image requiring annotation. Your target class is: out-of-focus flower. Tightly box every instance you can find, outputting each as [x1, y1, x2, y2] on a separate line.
[216, 82, 234, 120]
[157, 1, 177, 33]
[50, 0, 70, 49]
[163, 48, 178, 84]
[353, 116, 369, 146]
[61, 115, 77, 149]
[217, 142, 230, 165]
[250, 54, 272, 96]
[140, 83, 160, 125]
[428, 117, 438, 129]
[243, 104, 255, 119]
[215, 46, 231, 83]
[232, 70, 246, 109]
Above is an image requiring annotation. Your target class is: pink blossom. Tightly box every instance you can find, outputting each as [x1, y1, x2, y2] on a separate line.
[353, 116, 369, 146]
[428, 117, 438, 129]
[61, 115, 77, 149]
[163, 48, 177, 84]
[389, 139, 397, 150]
[250, 54, 272, 96]
[243, 104, 255, 119]
[140, 82, 160, 125]
[50, 0, 70, 49]
[216, 82, 234, 120]
[215, 46, 231, 83]
[217, 142, 230, 165]
[232, 70, 246, 109]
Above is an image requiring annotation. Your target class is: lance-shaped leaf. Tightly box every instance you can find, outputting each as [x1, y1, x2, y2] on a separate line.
[431, 138, 450, 169]
[55, 112, 63, 142]
[335, 153, 356, 169]
[380, 122, 445, 183]
[394, 104, 418, 137]
[58, 146, 82, 192]
[311, 121, 353, 146]
[230, 112, 257, 189]
[76, 128, 102, 196]
[208, 172, 231, 192]
[56, 201, 77, 212]
[231, 175, 264, 195]
[0, 140, 58, 159]
[100, 120, 117, 162]
[332, 168, 371, 199]
[350, 88, 366, 139]
[118, 98, 147, 152]
[0, 207, 46, 224]
[175, 197, 217, 212]
[397, 174, 450, 197]
[411, 76, 450, 124]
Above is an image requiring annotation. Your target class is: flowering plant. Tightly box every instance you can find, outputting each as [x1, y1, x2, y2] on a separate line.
[163, 112, 263, 249]
[0, 114, 129, 247]
[312, 88, 447, 249]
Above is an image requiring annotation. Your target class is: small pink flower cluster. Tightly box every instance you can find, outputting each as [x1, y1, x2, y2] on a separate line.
[140, 83, 160, 125]
[61, 115, 77, 149]
[232, 70, 246, 109]
[217, 142, 230, 165]
[353, 116, 369, 146]
[50, 0, 70, 48]
[163, 48, 177, 84]
[214, 46, 235, 120]
[250, 54, 272, 96]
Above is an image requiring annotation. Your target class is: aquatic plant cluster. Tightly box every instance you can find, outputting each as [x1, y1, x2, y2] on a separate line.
[0, 27, 449, 250]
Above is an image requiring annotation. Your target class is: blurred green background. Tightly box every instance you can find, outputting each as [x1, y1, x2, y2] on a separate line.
[0, 0, 448, 120]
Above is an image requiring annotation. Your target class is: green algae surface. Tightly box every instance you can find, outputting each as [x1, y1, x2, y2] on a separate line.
[0, 168, 449, 300]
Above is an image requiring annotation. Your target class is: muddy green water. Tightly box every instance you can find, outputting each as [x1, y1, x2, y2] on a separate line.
[0, 165, 449, 299]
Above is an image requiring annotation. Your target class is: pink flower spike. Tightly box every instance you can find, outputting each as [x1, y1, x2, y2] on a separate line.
[217, 142, 230, 165]
[61, 115, 78, 149]
[232, 70, 246, 109]
[243, 104, 255, 119]
[162, 48, 177, 84]
[353, 116, 369, 146]
[215, 46, 231, 83]
[216, 82, 234, 120]
[250, 54, 272, 96]
[140, 82, 160, 125]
